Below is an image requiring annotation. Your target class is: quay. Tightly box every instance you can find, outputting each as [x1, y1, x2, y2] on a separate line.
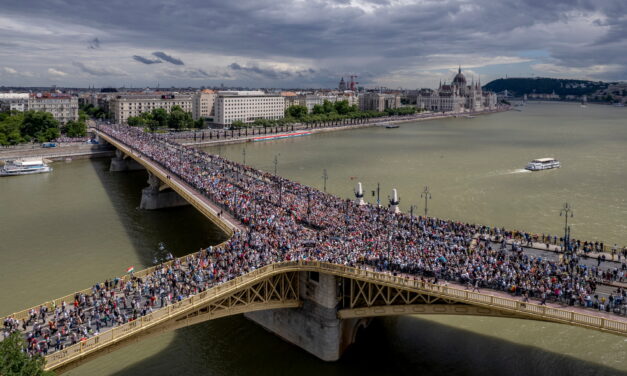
[2, 121, 626, 374]
[0, 142, 114, 163]
[169, 108, 507, 147]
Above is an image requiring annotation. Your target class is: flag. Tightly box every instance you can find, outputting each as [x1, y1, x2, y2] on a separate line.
[126, 266, 134, 274]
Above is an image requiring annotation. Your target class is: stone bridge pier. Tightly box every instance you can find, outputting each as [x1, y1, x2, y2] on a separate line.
[109, 149, 145, 172]
[245, 272, 370, 361]
[139, 172, 189, 210]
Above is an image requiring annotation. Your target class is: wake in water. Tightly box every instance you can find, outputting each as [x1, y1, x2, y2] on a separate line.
[485, 168, 532, 177]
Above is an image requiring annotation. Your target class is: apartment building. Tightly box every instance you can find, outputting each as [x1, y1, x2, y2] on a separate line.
[0, 93, 29, 112]
[359, 93, 401, 112]
[109, 93, 193, 123]
[214, 91, 285, 125]
[0, 93, 78, 123]
[192, 90, 216, 120]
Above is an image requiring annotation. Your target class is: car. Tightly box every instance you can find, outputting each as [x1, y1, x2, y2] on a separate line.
[41, 142, 57, 148]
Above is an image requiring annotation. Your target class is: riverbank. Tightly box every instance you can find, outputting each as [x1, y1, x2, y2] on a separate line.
[178, 107, 508, 147]
[0, 143, 114, 162]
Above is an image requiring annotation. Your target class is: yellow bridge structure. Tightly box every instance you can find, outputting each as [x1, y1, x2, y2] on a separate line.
[3, 130, 626, 373]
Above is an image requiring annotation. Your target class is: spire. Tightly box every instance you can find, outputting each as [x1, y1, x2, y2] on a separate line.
[458, 65, 461, 74]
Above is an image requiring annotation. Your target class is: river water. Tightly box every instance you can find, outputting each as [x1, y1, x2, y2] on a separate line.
[0, 102, 626, 375]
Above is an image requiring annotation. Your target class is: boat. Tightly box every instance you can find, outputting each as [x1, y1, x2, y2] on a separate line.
[0, 158, 53, 176]
[614, 103, 625, 107]
[252, 131, 312, 142]
[525, 158, 560, 171]
[384, 124, 399, 129]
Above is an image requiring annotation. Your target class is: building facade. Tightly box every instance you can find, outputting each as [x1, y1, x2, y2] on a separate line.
[0, 93, 30, 112]
[416, 68, 497, 112]
[109, 94, 193, 124]
[214, 91, 285, 125]
[358, 93, 401, 112]
[0, 93, 78, 123]
[192, 90, 216, 120]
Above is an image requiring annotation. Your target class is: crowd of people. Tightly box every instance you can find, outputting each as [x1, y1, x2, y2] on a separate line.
[4, 124, 626, 357]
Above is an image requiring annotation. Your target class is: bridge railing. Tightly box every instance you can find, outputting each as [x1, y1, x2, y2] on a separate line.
[26, 260, 627, 370]
[299, 261, 627, 335]
[43, 261, 308, 369]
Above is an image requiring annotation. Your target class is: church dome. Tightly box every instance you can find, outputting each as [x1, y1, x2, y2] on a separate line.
[452, 67, 466, 85]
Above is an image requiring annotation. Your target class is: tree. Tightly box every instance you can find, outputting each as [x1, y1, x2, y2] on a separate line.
[127, 116, 146, 127]
[334, 100, 351, 115]
[253, 118, 271, 127]
[322, 100, 335, 114]
[0, 113, 25, 145]
[0, 332, 54, 376]
[231, 120, 246, 129]
[285, 105, 308, 119]
[151, 108, 168, 128]
[193, 119, 205, 129]
[168, 106, 193, 130]
[64, 120, 87, 137]
[21, 111, 60, 141]
[311, 104, 324, 115]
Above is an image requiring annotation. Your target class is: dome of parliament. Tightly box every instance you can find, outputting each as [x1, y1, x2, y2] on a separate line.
[452, 67, 466, 85]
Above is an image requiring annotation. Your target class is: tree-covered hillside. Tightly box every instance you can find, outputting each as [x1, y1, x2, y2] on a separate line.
[483, 78, 608, 96]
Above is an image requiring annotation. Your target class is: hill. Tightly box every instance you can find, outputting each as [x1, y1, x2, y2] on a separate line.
[483, 78, 608, 97]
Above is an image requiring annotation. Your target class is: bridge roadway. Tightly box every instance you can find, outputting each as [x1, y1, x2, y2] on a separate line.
[2, 127, 627, 373]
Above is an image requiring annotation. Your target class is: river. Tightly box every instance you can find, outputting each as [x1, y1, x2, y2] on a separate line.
[0, 102, 625, 375]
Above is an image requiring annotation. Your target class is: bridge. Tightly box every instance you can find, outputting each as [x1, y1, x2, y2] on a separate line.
[3, 126, 626, 373]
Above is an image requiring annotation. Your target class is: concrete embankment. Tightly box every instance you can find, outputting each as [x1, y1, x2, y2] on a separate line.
[179, 108, 508, 148]
[0, 143, 114, 162]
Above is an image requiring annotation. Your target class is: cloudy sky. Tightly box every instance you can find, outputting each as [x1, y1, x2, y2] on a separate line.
[0, 0, 625, 88]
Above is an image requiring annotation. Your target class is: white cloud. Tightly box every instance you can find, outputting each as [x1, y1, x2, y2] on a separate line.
[2, 67, 18, 74]
[48, 68, 67, 76]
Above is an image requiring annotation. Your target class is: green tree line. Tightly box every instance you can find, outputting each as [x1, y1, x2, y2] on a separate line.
[231, 100, 420, 129]
[127, 106, 203, 131]
[0, 110, 88, 145]
[283, 100, 419, 124]
[80, 103, 108, 119]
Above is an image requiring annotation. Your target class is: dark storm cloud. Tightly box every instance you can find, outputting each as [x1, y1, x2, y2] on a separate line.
[0, 0, 625, 84]
[228, 63, 316, 80]
[87, 37, 100, 49]
[165, 68, 228, 79]
[132, 55, 162, 64]
[152, 51, 184, 65]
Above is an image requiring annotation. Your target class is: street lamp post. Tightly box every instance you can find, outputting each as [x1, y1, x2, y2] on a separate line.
[371, 183, 381, 207]
[322, 169, 328, 193]
[560, 202, 574, 255]
[421, 186, 432, 218]
[242, 148, 246, 165]
[273, 154, 279, 175]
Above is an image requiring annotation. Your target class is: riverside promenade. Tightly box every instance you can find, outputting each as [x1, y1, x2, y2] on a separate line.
[2, 123, 626, 372]
[166, 108, 507, 147]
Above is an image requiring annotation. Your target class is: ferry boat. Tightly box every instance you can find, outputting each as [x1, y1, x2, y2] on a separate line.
[525, 158, 560, 171]
[0, 159, 53, 176]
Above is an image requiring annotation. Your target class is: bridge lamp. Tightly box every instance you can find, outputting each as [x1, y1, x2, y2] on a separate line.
[559, 203, 574, 255]
[421, 186, 432, 218]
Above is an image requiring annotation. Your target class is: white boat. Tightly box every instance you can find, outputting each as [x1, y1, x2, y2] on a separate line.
[0, 159, 53, 176]
[525, 158, 560, 171]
